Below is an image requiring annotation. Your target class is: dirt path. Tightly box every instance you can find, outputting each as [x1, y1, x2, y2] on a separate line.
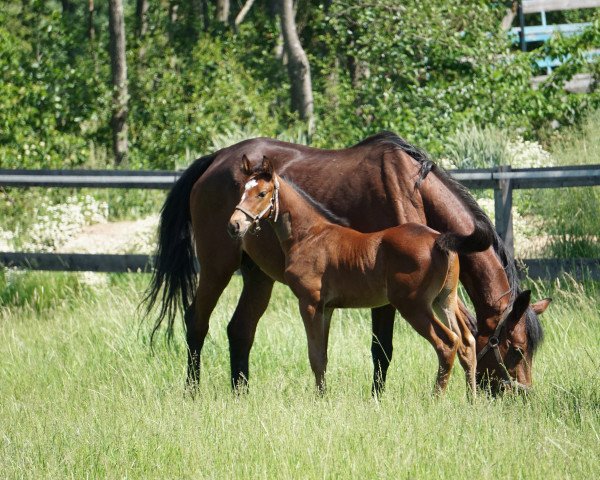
[58, 215, 158, 254]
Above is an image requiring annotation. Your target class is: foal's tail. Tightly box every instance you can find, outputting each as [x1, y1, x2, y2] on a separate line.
[435, 228, 492, 255]
[142, 153, 216, 343]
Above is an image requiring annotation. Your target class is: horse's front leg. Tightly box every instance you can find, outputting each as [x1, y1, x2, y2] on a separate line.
[298, 299, 332, 394]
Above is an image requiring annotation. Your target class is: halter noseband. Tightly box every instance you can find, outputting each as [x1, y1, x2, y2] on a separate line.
[476, 304, 529, 392]
[234, 177, 280, 233]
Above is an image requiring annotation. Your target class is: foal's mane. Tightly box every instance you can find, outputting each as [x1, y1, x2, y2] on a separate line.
[356, 131, 543, 351]
[284, 178, 351, 227]
[249, 168, 350, 227]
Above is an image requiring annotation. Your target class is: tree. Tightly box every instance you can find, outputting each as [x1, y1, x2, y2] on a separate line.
[216, 0, 230, 25]
[108, 0, 129, 165]
[279, 0, 314, 135]
[235, 0, 256, 28]
[136, 0, 149, 38]
[88, 0, 95, 42]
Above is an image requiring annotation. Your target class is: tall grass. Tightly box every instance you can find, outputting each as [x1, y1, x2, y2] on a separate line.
[530, 110, 600, 258]
[1, 273, 598, 478]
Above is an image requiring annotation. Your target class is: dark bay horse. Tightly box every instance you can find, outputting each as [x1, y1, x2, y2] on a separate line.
[229, 156, 487, 395]
[144, 132, 551, 395]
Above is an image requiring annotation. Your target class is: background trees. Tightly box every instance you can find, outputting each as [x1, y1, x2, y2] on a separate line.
[108, 0, 129, 165]
[0, 1, 598, 170]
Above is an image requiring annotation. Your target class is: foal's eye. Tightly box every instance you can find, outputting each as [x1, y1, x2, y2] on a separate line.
[258, 191, 267, 198]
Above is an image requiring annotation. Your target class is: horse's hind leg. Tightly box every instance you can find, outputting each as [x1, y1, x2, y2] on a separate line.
[454, 306, 477, 396]
[371, 305, 396, 397]
[433, 295, 477, 398]
[394, 304, 459, 394]
[227, 256, 274, 392]
[186, 259, 238, 389]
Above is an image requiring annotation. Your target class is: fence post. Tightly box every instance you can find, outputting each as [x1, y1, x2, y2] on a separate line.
[494, 164, 514, 258]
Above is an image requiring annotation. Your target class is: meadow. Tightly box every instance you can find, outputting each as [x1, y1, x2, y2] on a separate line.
[1, 272, 598, 479]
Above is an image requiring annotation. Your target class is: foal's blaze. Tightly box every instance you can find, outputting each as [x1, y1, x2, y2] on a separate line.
[229, 156, 492, 396]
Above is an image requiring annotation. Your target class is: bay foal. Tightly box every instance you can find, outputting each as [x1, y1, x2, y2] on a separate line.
[228, 156, 490, 395]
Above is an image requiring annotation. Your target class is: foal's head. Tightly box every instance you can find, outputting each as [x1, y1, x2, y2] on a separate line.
[476, 290, 551, 395]
[228, 155, 278, 239]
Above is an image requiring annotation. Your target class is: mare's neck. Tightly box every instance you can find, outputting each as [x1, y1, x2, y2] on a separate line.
[460, 252, 512, 332]
[270, 177, 332, 249]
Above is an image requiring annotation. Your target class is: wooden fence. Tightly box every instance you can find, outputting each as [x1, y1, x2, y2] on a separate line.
[1, 165, 599, 280]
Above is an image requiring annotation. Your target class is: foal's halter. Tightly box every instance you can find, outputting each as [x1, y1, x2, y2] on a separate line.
[476, 306, 529, 391]
[234, 177, 280, 233]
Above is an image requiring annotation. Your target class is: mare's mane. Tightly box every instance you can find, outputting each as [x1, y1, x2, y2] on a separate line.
[356, 131, 543, 350]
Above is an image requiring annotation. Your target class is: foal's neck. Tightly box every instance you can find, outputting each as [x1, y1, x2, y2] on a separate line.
[270, 176, 333, 248]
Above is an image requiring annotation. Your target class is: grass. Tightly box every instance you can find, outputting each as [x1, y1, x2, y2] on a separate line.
[1, 272, 599, 479]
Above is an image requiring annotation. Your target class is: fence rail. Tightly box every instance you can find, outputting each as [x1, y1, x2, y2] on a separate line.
[1, 165, 599, 280]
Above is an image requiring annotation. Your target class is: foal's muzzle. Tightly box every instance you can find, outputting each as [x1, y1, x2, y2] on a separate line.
[227, 220, 242, 238]
[227, 211, 252, 239]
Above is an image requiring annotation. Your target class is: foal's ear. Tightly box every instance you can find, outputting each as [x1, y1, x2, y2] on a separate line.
[531, 297, 552, 315]
[241, 155, 252, 175]
[507, 290, 531, 333]
[261, 156, 274, 176]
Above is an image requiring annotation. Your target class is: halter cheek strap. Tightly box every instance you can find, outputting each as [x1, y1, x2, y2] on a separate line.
[476, 306, 529, 391]
[234, 177, 280, 233]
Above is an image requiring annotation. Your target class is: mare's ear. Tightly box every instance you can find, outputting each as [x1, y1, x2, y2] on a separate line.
[532, 298, 552, 315]
[241, 155, 252, 175]
[261, 156, 274, 176]
[507, 290, 531, 334]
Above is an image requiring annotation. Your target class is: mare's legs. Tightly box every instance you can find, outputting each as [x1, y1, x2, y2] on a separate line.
[185, 265, 236, 388]
[394, 304, 459, 394]
[371, 305, 396, 397]
[299, 301, 333, 394]
[227, 257, 274, 392]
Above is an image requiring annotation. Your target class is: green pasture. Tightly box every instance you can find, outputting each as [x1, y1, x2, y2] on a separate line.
[1, 272, 598, 479]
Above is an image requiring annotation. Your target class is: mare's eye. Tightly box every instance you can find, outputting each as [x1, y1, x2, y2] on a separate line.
[258, 191, 267, 198]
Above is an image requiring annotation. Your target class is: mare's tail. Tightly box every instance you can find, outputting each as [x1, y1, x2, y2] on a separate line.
[142, 153, 217, 343]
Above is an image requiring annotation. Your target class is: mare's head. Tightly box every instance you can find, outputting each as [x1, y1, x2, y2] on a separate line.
[476, 290, 551, 395]
[228, 155, 278, 239]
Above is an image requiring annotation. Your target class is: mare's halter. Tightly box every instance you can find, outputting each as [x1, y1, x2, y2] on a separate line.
[234, 177, 280, 234]
[476, 304, 529, 392]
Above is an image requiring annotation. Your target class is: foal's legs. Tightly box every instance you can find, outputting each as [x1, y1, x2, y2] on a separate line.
[227, 257, 274, 392]
[454, 307, 477, 396]
[299, 301, 333, 394]
[433, 297, 477, 397]
[371, 305, 396, 397]
[394, 305, 459, 394]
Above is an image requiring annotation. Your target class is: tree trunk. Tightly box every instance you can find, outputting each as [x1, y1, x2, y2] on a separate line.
[61, 0, 74, 14]
[88, 0, 95, 42]
[234, 0, 256, 27]
[216, 0, 230, 24]
[136, 0, 149, 38]
[279, 0, 314, 134]
[201, 0, 209, 31]
[108, 0, 129, 165]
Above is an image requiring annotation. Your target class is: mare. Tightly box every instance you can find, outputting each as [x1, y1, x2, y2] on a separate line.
[144, 132, 551, 395]
[228, 156, 488, 395]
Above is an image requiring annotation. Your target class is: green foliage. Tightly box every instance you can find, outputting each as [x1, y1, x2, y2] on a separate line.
[528, 111, 600, 258]
[445, 124, 511, 168]
[0, 269, 93, 311]
[1, 1, 599, 168]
